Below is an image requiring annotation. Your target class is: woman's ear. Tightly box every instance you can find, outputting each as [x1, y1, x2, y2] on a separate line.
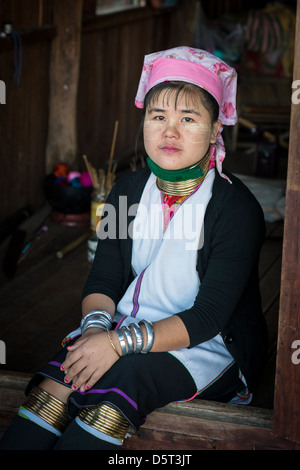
[210, 119, 222, 144]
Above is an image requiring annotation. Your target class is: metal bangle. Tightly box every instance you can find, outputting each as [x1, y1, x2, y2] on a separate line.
[122, 327, 134, 355]
[81, 321, 109, 335]
[116, 329, 127, 356]
[81, 310, 112, 328]
[139, 320, 154, 354]
[81, 320, 111, 334]
[129, 323, 144, 354]
[82, 315, 112, 327]
[81, 310, 112, 321]
[82, 310, 112, 321]
[81, 313, 112, 335]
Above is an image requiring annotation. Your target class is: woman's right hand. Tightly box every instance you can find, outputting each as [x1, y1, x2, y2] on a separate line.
[61, 328, 120, 392]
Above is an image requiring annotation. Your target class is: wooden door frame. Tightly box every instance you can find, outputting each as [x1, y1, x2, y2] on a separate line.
[272, 0, 300, 444]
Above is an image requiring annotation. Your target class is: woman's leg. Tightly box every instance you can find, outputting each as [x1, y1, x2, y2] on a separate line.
[0, 378, 72, 450]
[0, 414, 61, 450]
[54, 352, 197, 450]
[196, 362, 245, 403]
[53, 403, 130, 450]
[0, 352, 242, 450]
[39, 377, 73, 403]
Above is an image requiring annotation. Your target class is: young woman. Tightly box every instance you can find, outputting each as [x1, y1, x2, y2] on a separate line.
[0, 47, 268, 450]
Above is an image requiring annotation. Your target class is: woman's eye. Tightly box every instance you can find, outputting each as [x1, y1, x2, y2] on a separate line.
[182, 117, 194, 123]
[154, 115, 165, 121]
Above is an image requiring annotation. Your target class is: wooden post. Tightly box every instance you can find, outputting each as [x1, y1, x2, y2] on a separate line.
[45, 0, 83, 173]
[273, 0, 300, 444]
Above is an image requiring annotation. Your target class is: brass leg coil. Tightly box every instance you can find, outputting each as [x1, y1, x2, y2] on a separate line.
[78, 404, 129, 442]
[23, 386, 70, 433]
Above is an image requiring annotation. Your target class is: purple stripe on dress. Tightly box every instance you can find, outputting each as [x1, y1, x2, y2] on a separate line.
[48, 361, 61, 367]
[130, 268, 146, 318]
[75, 387, 138, 410]
[115, 315, 127, 329]
[34, 371, 69, 388]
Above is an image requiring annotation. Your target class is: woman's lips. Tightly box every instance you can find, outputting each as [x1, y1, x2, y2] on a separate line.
[160, 145, 181, 154]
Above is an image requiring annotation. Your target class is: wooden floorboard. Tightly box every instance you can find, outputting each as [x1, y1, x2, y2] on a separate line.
[0, 211, 91, 373]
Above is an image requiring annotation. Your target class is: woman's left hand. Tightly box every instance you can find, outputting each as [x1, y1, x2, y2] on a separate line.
[61, 328, 119, 392]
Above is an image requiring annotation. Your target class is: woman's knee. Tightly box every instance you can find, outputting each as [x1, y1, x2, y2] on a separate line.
[39, 377, 72, 404]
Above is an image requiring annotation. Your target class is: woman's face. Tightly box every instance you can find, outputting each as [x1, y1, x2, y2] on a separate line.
[143, 88, 221, 171]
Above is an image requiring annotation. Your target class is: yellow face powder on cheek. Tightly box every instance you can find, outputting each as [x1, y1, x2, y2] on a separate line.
[183, 122, 212, 144]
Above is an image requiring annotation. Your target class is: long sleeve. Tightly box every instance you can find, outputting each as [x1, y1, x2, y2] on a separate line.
[176, 172, 266, 348]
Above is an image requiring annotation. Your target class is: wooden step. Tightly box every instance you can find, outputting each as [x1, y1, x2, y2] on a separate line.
[0, 370, 297, 450]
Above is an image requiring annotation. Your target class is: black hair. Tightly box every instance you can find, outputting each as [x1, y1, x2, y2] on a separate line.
[143, 81, 219, 124]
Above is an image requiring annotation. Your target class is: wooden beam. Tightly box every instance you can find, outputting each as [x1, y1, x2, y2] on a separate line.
[0, 371, 297, 450]
[273, 0, 300, 444]
[82, 5, 174, 33]
[123, 401, 296, 450]
[45, 0, 83, 173]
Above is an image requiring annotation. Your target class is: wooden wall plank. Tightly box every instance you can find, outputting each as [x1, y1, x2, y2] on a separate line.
[0, 1, 195, 225]
[0, 35, 52, 223]
[273, 0, 300, 444]
[76, 12, 176, 171]
[45, 0, 83, 173]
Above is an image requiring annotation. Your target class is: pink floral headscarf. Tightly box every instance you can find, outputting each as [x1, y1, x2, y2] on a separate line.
[135, 46, 238, 182]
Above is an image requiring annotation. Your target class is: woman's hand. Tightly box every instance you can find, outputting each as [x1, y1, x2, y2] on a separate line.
[60, 315, 189, 392]
[61, 328, 119, 392]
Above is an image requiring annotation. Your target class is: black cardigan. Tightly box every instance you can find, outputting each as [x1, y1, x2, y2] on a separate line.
[83, 167, 268, 391]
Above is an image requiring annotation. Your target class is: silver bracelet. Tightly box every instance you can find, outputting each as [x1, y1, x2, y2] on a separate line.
[115, 320, 154, 356]
[81, 311, 112, 328]
[129, 323, 144, 354]
[81, 316, 112, 332]
[122, 327, 134, 355]
[116, 329, 127, 356]
[81, 311, 112, 335]
[139, 320, 154, 353]
[82, 315, 112, 328]
[81, 320, 109, 335]
[82, 310, 112, 322]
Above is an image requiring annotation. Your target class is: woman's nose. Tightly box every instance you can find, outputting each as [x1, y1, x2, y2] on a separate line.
[163, 120, 180, 138]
